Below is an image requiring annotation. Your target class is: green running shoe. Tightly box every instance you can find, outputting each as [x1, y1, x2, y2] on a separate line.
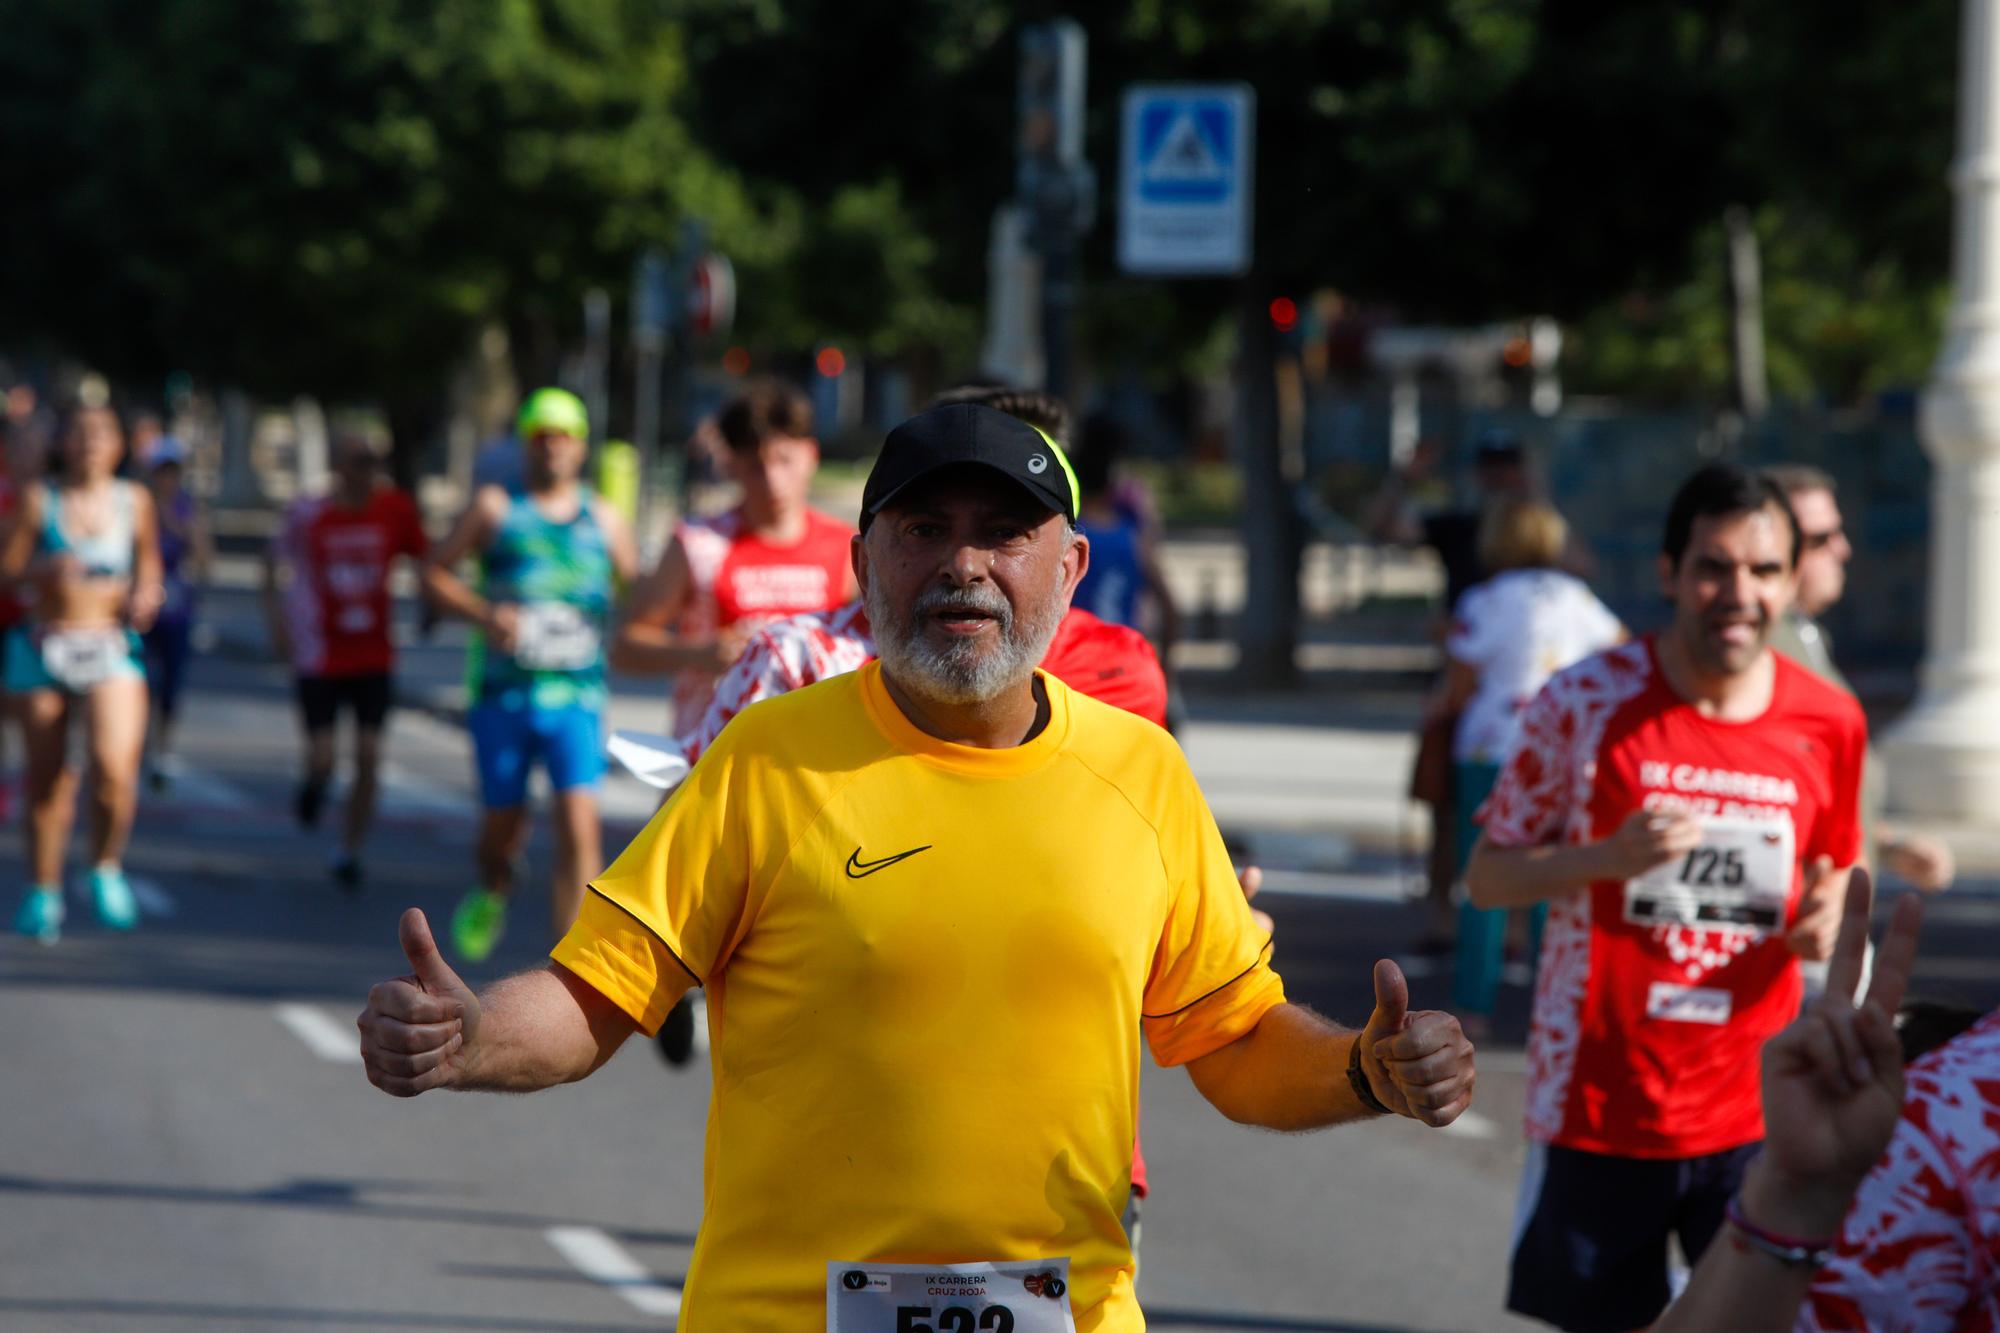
[13, 887, 63, 944]
[451, 888, 507, 963]
[90, 866, 138, 930]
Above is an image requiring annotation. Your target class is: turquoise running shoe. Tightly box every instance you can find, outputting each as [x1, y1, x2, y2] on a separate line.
[13, 887, 63, 944]
[90, 865, 139, 930]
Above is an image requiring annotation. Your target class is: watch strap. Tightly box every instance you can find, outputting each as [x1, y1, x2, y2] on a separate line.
[1347, 1034, 1394, 1116]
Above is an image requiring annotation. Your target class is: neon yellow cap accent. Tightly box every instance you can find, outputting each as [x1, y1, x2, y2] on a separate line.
[1031, 426, 1081, 519]
[517, 387, 589, 441]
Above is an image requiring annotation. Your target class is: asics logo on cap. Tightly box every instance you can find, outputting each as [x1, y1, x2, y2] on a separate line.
[1028, 454, 1049, 474]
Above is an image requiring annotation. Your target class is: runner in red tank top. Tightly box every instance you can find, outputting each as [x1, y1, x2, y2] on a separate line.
[611, 379, 857, 726]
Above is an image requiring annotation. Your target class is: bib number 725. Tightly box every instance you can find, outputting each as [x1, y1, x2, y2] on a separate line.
[897, 1308, 1014, 1332]
[1676, 847, 1744, 887]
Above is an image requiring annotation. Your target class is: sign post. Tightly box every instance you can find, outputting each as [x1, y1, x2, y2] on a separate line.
[1117, 84, 1255, 277]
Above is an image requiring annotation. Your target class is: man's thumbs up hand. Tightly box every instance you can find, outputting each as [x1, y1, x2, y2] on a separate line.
[1353, 957, 1477, 1128]
[358, 908, 479, 1097]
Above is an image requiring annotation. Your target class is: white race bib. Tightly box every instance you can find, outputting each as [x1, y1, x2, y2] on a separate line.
[1625, 815, 1795, 938]
[513, 601, 600, 672]
[334, 600, 377, 634]
[41, 628, 125, 692]
[827, 1259, 1076, 1333]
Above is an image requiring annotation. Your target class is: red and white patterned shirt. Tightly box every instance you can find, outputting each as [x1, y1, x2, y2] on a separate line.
[1801, 1009, 2000, 1331]
[681, 600, 876, 765]
[1480, 637, 1866, 1158]
[680, 601, 1170, 766]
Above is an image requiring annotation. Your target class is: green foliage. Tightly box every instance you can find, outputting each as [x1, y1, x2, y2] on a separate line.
[1564, 208, 1948, 406]
[0, 0, 1965, 410]
[0, 0, 766, 403]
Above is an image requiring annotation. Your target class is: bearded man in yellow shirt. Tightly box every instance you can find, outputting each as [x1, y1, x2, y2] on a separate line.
[357, 403, 1478, 1330]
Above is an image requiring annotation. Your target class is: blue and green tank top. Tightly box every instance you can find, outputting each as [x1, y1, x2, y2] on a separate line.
[470, 486, 613, 712]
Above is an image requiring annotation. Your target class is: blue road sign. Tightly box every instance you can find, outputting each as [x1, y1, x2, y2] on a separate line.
[1120, 84, 1255, 275]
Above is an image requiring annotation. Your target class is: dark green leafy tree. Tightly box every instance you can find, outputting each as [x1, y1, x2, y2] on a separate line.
[0, 0, 778, 454]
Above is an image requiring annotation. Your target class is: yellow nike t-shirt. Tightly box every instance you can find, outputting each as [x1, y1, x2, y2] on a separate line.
[553, 662, 1285, 1330]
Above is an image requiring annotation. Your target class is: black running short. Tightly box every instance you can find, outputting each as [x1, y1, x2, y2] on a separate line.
[1508, 1140, 1759, 1333]
[296, 672, 393, 733]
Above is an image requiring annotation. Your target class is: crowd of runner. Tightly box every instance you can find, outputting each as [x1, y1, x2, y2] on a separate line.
[0, 372, 1991, 1329]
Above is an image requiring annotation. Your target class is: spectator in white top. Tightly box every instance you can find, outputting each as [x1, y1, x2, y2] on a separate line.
[1427, 499, 1623, 1031]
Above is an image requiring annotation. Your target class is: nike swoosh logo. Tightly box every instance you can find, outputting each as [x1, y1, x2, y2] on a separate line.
[845, 845, 933, 879]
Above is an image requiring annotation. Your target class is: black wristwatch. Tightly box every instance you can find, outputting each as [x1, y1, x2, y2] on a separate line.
[1347, 1035, 1394, 1116]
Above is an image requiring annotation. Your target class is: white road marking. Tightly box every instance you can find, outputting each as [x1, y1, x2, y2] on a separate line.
[127, 876, 177, 919]
[1440, 1109, 1501, 1140]
[377, 761, 472, 818]
[1257, 867, 1409, 903]
[544, 1225, 683, 1318]
[158, 764, 256, 812]
[274, 1003, 360, 1063]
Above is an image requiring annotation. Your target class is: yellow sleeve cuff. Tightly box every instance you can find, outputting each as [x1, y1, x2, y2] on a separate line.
[550, 889, 699, 1038]
[1143, 948, 1287, 1067]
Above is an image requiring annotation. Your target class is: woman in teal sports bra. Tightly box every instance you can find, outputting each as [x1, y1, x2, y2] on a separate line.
[1, 404, 164, 944]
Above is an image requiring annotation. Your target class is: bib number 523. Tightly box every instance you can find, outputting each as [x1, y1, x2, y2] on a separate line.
[897, 1308, 1015, 1332]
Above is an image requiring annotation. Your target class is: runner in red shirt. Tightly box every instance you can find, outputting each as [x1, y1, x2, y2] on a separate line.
[1467, 463, 1867, 1333]
[263, 433, 427, 889]
[611, 379, 857, 726]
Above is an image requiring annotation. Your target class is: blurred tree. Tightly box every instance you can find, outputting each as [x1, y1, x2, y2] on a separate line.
[0, 0, 778, 463]
[1565, 208, 1948, 407]
[673, 0, 1958, 679]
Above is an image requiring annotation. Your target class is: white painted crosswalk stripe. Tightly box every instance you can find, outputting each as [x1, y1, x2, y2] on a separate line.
[144, 758, 476, 824]
[1257, 866, 1409, 903]
[127, 875, 177, 919]
[1440, 1109, 1501, 1140]
[274, 1003, 360, 1063]
[544, 1225, 682, 1318]
[154, 764, 256, 812]
[377, 761, 470, 817]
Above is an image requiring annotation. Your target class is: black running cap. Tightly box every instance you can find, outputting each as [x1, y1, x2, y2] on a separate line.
[861, 404, 1080, 529]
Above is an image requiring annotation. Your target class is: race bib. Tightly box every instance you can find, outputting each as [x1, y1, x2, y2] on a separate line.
[41, 628, 125, 692]
[1625, 815, 1795, 937]
[827, 1259, 1076, 1333]
[333, 600, 377, 634]
[513, 602, 600, 672]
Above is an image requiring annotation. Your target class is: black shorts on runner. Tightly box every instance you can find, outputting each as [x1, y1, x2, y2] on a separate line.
[1507, 1140, 1760, 1333]
[296, 672, 393, 733]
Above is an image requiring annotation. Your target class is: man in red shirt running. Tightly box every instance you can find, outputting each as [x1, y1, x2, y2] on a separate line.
[1466, 462, 1867, 1333]
[264, 432, 428, 888]
[612, 379, 856, 726]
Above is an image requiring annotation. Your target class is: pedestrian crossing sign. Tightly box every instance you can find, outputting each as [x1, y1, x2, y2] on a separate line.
[1119, 84, 1254, 275]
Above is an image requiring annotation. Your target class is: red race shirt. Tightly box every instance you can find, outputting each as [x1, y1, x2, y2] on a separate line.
[671, 507, 856, 721]
[278, 487, 427, 678]
[1479, 637, 1865, 1159]
[1042, 607, 1169, 729]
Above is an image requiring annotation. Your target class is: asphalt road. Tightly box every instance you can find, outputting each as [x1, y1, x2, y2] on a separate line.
[4, 642, 1997, 1333]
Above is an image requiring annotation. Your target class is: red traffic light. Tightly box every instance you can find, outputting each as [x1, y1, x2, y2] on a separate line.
[816, 347, 847, 378]
[1269, 297, 1298, 333]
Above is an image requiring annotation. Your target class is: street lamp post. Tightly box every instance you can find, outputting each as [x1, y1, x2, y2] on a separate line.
[1883, 0, 2000, 819]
